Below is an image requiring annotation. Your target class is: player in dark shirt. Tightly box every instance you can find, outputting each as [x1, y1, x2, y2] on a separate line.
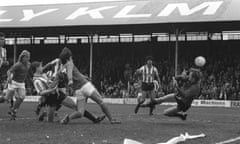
[5, 50, 30, 120]
[140, 68, 201, 120]
[59, 47, 120, 124]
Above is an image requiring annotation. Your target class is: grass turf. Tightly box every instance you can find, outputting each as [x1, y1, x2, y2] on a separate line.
[0, 102, 240, 144]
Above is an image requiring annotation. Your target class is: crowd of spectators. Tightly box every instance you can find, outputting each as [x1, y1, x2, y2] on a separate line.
[93, 58, 240, 100]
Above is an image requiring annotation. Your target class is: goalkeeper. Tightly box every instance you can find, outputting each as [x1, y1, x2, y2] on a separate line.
[140, 68, 201, 120]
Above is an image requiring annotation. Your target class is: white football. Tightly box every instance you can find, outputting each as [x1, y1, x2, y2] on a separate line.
[194, 56, 206, 67]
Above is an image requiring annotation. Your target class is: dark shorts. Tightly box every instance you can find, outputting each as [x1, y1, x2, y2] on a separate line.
[43, 91, 66, 107]
[141, 82, 154, 91]
[175, 96, 191, 112]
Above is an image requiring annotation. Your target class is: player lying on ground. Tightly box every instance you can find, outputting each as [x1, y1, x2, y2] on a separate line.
[0, 50, 31, 120]
[59, 47, 121, 124]
[140, 68, 201, 120]
[134, 56, 161, 115]
[30, 61, 105, 123]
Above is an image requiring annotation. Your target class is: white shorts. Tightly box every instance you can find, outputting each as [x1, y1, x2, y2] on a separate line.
[8, 80, 25, 90]
[75, 82, 96, 98]
[7, 80, 26, 99]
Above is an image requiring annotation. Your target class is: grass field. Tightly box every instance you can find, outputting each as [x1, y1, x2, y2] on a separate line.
[0, 102, 240, 144]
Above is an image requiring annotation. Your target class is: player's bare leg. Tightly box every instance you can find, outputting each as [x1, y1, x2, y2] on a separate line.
[9, 88, 25, 120]
[149, 90, 156, 115]
[47, 106, 56, 122]
[163, 106, 187, 120]
[35, 96, 46, 115]
[5, 89, 14, 102]
[61, 96, 106, 124]
[90, 90, 120, 124]
[61, 97, 86, 124]
[134, 91, 146, 114]
[0, 95, 5, 103]
[140, 93, 176, 107]
[5, 89, 16, 119]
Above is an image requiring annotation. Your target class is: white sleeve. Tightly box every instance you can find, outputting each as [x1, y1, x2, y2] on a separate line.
[138, 66, 144, 72]
[154, 67, 159, 75]
[33, 80, 44, 94]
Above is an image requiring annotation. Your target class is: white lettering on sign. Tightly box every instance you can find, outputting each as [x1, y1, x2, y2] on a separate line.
[0, 0, 224, 25]
[66, 6, 116, 20]
[0, 10, 13, 22]
[158, 1, 223, 16]
[21, 9, 58, 21]
[114, 5, 151, 18]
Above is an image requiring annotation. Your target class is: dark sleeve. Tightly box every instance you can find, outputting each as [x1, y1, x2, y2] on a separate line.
[8, 63, 20, 73]
[175, 75, 188, 81]
[177, 85, 199, 98]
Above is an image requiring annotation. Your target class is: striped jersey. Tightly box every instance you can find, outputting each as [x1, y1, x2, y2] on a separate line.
[33, 74, 50, 94]
[0, 47, 7, 67]
[44, 59, 65, 79]
[138, 65, 159, 83]
[0, 47, 6, 59]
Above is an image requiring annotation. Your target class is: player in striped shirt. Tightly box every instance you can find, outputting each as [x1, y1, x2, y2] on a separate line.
[0, 32, 9, 104]
[0, 32, 7, 68]
[31, 61, 105, 123]
[134, 56, 161, 115]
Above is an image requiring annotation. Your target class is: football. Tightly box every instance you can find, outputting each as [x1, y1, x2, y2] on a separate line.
[194, 56, 206, 67]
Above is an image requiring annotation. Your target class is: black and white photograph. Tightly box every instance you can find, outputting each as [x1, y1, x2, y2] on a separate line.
[0, 0, 240, 143]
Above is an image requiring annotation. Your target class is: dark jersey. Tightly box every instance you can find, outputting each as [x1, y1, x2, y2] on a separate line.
[9, 62, 29, 83]
[177, 82, 200, 104]
[175, 82, 200, 112]
[65, 60, 88, 91]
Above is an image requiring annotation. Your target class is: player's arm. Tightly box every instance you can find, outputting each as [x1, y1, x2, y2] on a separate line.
[176, 85, 198, 99]
[3, 48, 7, 61]
[39, 88, 57, 96]
[81, 73, 90, 81]
[154, 67, 161, 89]
[34, 80, 56, 96]
[134, 66, 143, 81]
[175, 74, 188, 82]
[7, 63, 18, 82]
[65, 59, 74, 85]
[42, 58, 60, 72]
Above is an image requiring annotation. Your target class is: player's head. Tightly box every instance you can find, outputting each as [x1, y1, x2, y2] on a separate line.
[56, 72, 68, 88]
[31, 61, 43, 74]
[18, 50, 30, 63]
[59, 47, 72, 65]
[189, 68, 201, 83]
[0, 32, 5, 47]
[145, 56, 153, 66]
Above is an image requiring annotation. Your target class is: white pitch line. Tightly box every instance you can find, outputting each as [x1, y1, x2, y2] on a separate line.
[215, 136, 240, 144]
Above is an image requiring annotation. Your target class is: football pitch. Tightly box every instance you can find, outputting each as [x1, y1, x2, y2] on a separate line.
[0, 102, 240, 144]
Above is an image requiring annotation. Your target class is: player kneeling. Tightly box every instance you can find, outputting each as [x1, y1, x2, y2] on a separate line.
[140, 68, 201, 120]
[31, 61, 105, 123]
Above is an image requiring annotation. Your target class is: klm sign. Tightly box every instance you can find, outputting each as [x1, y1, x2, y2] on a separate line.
[0, 0, 230, 27]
